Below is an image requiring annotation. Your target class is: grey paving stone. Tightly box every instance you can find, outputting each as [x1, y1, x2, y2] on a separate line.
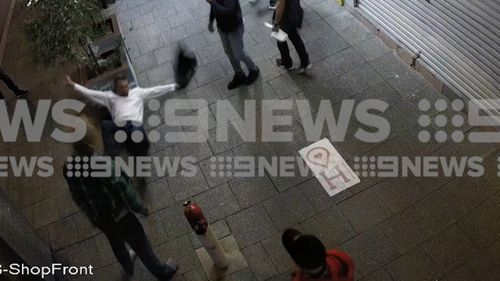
[416, 183, 469, 232]
[197, 44, 227, 65]
[242, 243, 278, 281]
[229, 175, 278, 209]
[269, 74, 302, 99]
[199, 151, 235, 188]
[56, 189, 79, 219]
[422, 225, 478, 275]
[186, 82, 222, 108]
[223, 268, 257, 281]
[339, 186, 393, 232]
[161, 26, 189, 46]
[141, 211, 170, 247]
[325, 11, 358, 31]
[363, 269, 394, 281]
[194, 183, 241, 222]
[369, 52, 412, 79]
[354, 36, 393, 62]
[167, 164, 210, 201]
[263, 187, 315, 231]
[336, 18, 375, 46]
[300, 206, 356, 248]
[381, 207, 436, 254]
[386, 247, 445, 281]
[205, 124, 245, 155]
[300, 18, 336, 44]
[171, 132, 213, 162]
[33, 196, 59, 228]
[340, 227, 400, 277]
[386, 70, 430, 97]
[325, 48, 367, 76]
[133, 52, 159, 73]
[160, 203, 197, 238]
[156, 235, 201, 274]
[261, 233, 295, 273]
[481, 150, 500, 189]
[457, 193, 500, 249]
[374, 177, 435, 213]
[144, 177, 174, 212]
[154, 44, 178, 65]
[297, 177, 339, 212]
[227, 204, 278, 248]
[184, 267, 209, 281]
[146, 63, 175, 86]
[311, 1, 343, 18]
[194, 62, 226, 86]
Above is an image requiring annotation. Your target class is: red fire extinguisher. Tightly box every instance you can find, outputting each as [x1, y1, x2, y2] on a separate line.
[184, 201, 229, 269]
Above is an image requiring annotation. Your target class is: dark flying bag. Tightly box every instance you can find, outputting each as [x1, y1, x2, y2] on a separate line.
[175, 44, 197, 89]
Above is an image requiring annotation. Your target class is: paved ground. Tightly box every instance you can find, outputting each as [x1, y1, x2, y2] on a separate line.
[1, 0, 500, 280]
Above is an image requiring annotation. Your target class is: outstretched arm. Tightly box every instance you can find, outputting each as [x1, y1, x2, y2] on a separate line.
[140, 83, 178, 99]
[64, 75, 108, 106]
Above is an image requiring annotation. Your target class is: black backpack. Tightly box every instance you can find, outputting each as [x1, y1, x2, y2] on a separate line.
[175, 44, 197, 89]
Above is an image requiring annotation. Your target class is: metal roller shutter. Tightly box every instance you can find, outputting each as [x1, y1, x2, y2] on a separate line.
[354, 0, 500, 118]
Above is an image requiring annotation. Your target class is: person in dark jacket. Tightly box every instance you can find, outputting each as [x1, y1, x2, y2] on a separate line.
[0, 67, 30, 100]
[63, 120, 178, 280]
[207, 0, 260, 89]
[272, 0, 310, 73]
[283, 228, 355, 281]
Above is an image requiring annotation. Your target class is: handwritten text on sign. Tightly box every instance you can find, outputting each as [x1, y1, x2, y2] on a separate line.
[299, 139, 360, 197]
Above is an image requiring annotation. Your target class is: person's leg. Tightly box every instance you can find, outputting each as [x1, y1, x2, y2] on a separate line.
[228, 26, 258, 72]
[104, 231, 135, 275]
[228, 26, 260, 84]
[219, 30, 244, 75]
[286, 27, 309, 68]
[0, 91, 4, 100]
[124, 123, 150, 157]
[122, 213, 177, 280]
[277, 40, 293, 68]
[101, 120, 122, 157]
[0, 68, 28, 96]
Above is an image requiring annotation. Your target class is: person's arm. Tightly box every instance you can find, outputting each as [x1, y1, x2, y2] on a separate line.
[273, 0, 286, 25]
[208, 5, 216, 32]
[116, 173, 149, 215]
[139, 84, 177, 99]
[65, 75, 108, 106]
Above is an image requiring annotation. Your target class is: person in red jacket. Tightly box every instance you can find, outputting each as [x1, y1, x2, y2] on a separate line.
[282, 228, 355, 281]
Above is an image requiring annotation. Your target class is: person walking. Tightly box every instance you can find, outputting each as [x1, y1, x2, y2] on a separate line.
[63, 121, 178, 280]
[282, 228, 355, 281]
[64, 74, 177, 157]
[272, 0, 310, 73]
[0, 67, 30, 100]
[207, 0, 260, 90]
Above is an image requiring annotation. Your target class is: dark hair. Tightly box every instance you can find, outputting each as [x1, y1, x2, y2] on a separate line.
[113, 74, 128, 90]
[282, 228, 326, 269]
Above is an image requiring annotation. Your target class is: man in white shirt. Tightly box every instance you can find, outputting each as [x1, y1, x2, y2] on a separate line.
[64, 74, 177, 157]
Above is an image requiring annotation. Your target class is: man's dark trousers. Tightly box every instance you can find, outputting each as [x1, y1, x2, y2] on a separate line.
[101, 213, 175, 280]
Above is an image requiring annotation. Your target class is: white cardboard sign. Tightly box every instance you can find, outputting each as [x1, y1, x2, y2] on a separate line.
[299, 138, 360, 197]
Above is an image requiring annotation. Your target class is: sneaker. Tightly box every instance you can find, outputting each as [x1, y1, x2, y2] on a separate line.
[164, 258, 179, 279]
[16, 90, 31, 98]
[246, 67, 260, 85]
[129, 249, 138, 262]
[298, 62, 312, 74]
[227, 73, 247, 90]
[276, 59, 294, 70]
[269, 3, 277, 9]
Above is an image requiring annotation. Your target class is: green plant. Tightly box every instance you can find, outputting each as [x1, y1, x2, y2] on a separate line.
[23, 0, 106, 76]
